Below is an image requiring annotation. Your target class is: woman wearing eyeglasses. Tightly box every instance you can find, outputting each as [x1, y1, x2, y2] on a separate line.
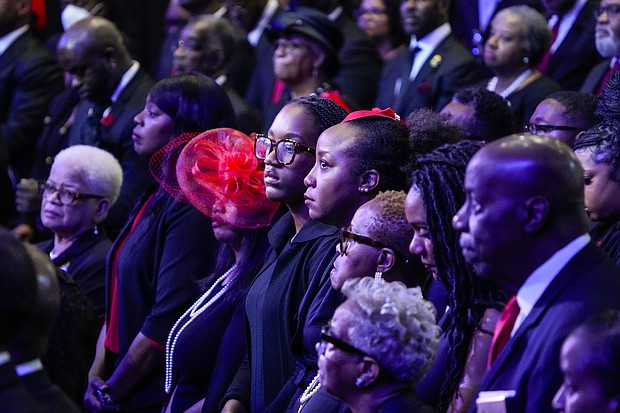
[220, 95, 348, 413]
[84, 73, 235, 413]
[262, 7, 354, 128]
[291, 191, 424, 413]
[37, 145, 122, 320]
[317, 277, 440, 413]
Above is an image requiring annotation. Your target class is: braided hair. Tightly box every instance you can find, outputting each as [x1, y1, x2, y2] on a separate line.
[410, 140, 509, 412]
[288, 95, 349, 139]
[573, 120, 620, 181]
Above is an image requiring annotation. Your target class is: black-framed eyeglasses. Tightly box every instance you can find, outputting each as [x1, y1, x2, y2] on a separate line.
[525, 123, 583, 135]
[339, 227, 388, 256]
[594, 4, 620, 18]
[317, 324, 369, 358]
[39, 181, 104, 206]
[254, 133, 315, 165]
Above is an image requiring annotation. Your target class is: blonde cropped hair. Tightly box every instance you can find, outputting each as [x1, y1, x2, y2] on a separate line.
[52, 145, 123, 205]
[341, 277, 441, 383]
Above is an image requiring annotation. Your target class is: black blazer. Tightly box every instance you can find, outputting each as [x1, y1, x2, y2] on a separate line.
[468, 242, 620, 413]
[580, 58, 612, 94]
[0, 29, 63, 180]
[545, 0, 602, 90]
[375, 34, 484, 117]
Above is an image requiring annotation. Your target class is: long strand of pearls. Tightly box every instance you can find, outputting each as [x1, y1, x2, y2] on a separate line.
[298, 373, 321, 412]
[164, 264, 238, 393]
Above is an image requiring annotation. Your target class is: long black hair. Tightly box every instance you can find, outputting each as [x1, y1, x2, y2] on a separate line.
[410, 140, 509, 412]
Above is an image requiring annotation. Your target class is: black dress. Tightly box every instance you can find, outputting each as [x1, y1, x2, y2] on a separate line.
[221, 213, 338, 412]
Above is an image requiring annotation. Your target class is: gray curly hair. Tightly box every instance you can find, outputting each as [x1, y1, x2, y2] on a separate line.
[341, 277, 441, 383]
[52, 145, 123, 205]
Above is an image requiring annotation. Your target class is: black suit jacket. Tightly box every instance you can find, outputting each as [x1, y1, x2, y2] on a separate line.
[0, 361, 40, 412]
[20, 367, 80, 413]
[580, 58, 612, 94]
[375, 34, 484, 117]
[0, 29, 63, 180]
[469, 242, 620, 413]
[545, 0, 602, 90]
[68, 68, 154, 235]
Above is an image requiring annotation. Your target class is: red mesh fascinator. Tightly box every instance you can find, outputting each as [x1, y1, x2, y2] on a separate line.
[175, 128, 279, 229]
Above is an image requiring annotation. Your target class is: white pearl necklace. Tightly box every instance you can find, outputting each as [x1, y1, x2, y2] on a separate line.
[298, 373, 321, 412]
[164, 264, 238, 393]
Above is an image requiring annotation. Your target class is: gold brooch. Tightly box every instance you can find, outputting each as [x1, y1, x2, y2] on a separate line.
[430, 54, 442, 68]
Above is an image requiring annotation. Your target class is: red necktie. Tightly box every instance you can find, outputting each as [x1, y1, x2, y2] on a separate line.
[537, 16, 562, 73]
[487, 296, 520, 368]
[596, 61, 620, 95]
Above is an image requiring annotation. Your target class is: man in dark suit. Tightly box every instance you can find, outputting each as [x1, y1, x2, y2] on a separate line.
[11, 245, 80, 413]
[375, 0, 483, 117]
[57, 17, 154, 235]
[581, 0, 620, 94]
[452, 134, 620, 413]
[0, 0, 63, 182]
[0, 228, 40, 412]
[540, 0, 602, 90]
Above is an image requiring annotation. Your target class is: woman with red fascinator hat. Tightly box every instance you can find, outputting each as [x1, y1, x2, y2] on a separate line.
[163, 129, 278, 413]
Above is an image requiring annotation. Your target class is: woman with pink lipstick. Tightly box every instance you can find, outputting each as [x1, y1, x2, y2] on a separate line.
[84, 73, 235, 413]
[406, 140, 509, 413]
[162, 129, 278, 413]
[220, 95, 348, 413]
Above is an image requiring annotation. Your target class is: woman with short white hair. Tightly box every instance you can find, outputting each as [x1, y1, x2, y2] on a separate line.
[37, 144, 122, 319]
[317, 277, 441, 413]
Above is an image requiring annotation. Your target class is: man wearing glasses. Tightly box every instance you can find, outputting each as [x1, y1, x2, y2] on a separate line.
[527, 90, 599, 147]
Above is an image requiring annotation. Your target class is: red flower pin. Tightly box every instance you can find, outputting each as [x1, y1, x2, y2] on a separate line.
[101, 113, 115, 127]
[417, 82, 431, 93]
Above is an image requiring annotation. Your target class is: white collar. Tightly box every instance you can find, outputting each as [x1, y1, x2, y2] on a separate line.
[247, 0, 279, 47]
[0, 351, 10, 367]
[103, 60, 140, 118]
[513, 233, 590, 335]
[0, 25, 28, 56]
[15, 358, 44, 377]
[409, 22, 451, 53]
[214, 74, 227, 86]
[328, 6, 343, 21]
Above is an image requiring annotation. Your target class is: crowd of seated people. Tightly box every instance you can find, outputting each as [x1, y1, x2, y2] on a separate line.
[3, 0, 620, 412]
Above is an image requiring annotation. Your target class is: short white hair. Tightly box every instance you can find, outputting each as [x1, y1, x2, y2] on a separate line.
[52, 145, 123, 205]
[341, 277, 441, 383]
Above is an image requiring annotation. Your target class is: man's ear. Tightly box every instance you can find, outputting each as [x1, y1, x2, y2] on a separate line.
[523, 196, 549, 233]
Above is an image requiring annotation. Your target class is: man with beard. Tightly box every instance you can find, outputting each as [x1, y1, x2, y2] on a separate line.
[581, 0, 620, 94]
[452, 134, 620, 413]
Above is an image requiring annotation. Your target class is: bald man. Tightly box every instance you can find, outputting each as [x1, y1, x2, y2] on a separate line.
[452, 134, 620, 413]
[10, 245, 80, 413]
[56, 17, 154, 236]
